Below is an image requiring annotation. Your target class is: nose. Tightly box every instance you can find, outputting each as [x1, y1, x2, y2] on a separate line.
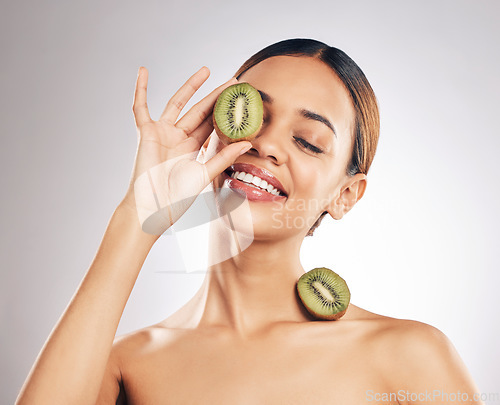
[246, 121, 288, 165]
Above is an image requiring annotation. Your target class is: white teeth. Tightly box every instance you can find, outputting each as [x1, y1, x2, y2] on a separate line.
[251, 176, 262, 188]
[243, 173, 253, 183]
[229, 170, 284, 196]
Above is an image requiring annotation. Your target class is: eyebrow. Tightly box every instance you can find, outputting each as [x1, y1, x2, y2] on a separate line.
[258, 89, 338, 138]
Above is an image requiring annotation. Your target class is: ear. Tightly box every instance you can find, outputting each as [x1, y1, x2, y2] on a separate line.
[325, 173, 367, 220]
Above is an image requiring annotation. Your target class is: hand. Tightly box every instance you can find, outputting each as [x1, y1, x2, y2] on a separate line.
[120, 66, 252, 235]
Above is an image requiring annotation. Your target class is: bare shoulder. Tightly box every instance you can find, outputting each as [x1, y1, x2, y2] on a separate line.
[112, 326, 155, 351]
[347, 305, 464, 366]
[345, 305, 482, 403]
[346, 303, 451, 339]
[96, 326, 171, 404]
[376, 317, 456, 366]
[103, 326, 161, 382]
[111, 323, 174, 361]
[343, 305, 446, 356]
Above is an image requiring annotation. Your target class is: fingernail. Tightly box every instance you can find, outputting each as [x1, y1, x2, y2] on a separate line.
[238, 143, 252, 155]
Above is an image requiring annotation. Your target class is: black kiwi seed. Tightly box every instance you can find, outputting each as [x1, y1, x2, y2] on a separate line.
[296, 267, 350, 321]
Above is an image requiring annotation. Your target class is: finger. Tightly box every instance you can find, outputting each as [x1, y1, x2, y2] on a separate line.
[132, 66, 152, 126]
[175, 76, 238, 135]
[160, 66, 210, 125]
[189, 113, 214, 148]
[204, 141, 252, 182]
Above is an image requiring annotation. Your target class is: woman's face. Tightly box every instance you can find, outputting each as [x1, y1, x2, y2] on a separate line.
[208, 55, 366, 240]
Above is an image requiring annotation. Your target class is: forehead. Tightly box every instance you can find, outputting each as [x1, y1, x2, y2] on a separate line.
[238, 55, 355, 140]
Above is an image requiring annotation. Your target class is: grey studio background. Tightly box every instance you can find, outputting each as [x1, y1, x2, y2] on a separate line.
[1, 0, 499, 403]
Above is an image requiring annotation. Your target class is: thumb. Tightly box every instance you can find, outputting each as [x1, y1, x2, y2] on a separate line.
[204, 141, 252, 183]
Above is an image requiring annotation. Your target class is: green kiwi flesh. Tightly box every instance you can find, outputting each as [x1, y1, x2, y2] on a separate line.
[213, 82, 263, 144]
[297, 267, 350, 320]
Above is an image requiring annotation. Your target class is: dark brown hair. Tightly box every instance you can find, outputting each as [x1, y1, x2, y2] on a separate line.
[234, 38, 380, 236]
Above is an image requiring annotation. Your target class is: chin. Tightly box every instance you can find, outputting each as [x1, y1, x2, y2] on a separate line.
[210, 180, 287, 240]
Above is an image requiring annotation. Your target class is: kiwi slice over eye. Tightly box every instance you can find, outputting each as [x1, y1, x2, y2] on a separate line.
[297, 267, 350, 321]
[212, 82, 263, 144]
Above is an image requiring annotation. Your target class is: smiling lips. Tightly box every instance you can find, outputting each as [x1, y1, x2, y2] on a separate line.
[222, 162, 287, 202]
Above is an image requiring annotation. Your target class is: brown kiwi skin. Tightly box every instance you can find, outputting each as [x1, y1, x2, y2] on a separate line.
[212, 82, 263, 145]
[296, 283, 349, 321]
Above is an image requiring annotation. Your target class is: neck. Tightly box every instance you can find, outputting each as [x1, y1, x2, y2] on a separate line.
[175, 221, 311, 338]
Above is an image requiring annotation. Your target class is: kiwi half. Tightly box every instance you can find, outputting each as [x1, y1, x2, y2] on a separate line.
[297, 267, 350, 321]
[213, 82, 263, 144]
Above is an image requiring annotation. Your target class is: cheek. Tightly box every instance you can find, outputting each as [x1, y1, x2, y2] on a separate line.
[293, 159, 326, 195]
[288, 164, 323, 214]
[291, 158, 340, 211]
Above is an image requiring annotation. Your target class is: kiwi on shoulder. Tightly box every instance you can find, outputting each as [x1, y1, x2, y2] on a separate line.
[212, 82, 263, 144]
[297, 267, 350, 321]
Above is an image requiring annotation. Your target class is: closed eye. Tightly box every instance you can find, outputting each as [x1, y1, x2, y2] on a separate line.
[262, 113, 323, 154]
[293, 136, 323, 154]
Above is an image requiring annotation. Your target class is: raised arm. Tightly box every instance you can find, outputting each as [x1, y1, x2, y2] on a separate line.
[16, 66, 252, 405]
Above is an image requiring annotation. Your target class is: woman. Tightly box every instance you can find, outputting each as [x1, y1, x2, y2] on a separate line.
[16, 39, 482, 404]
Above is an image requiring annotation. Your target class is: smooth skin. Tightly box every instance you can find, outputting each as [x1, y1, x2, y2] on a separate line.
[16, 57, 483, 405]
[15, 67, 251, 404]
